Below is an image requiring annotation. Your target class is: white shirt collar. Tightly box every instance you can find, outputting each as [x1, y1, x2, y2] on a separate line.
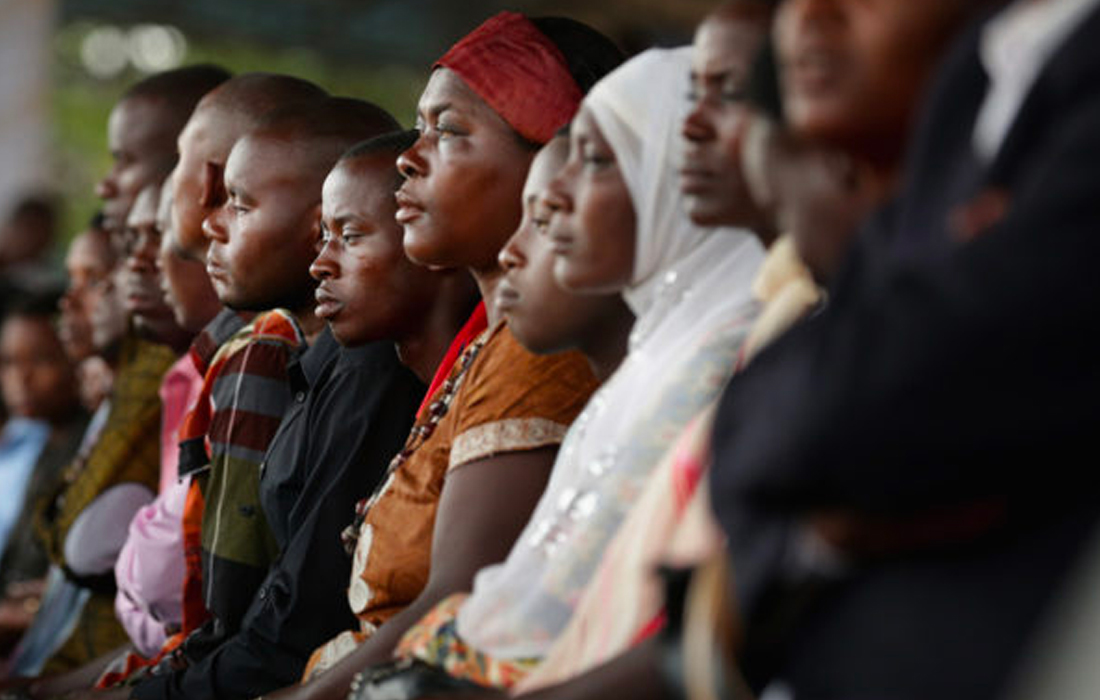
[973, 0, 1100, 161]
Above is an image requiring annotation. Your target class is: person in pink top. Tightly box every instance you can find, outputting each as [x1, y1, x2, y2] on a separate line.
[113, 179, 224, 656]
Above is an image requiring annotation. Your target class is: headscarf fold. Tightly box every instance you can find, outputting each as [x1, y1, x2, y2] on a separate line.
[456, 48, 765, 660]
[435, 11, 583, 145]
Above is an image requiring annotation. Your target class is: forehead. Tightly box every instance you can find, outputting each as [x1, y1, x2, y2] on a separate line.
[418, 68, 497, 121]
[694, 12, 768, 73]
[109, 95, 170, 147]
[0, 315, 55, 349]
[225, 133, 301, 187]
[524, 139, 568, 199]
[322, 157, 397, 216]
[66, 230, 113, 268]
[127, 185, 162, 228]
[571, 106, 610, 146]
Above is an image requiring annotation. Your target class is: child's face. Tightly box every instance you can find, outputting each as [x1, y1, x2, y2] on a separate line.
[203, 134, 322, 313]
[311, 155, 440, 347]
[498, 137, 625, 355]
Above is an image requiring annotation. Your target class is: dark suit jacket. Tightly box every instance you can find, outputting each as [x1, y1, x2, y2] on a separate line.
[709, 5, 1100, 699]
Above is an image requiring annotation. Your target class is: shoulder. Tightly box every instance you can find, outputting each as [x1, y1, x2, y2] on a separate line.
[447, 325, 599, 470]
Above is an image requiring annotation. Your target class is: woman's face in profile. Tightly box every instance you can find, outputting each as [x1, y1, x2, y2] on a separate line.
[545, 107, 637, 295]
[396, 68, 536, 273]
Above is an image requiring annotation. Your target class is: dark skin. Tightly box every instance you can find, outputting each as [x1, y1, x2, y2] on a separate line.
[497, 137, 633, 380]
[119, 183, 194, 352]
[58, 228, 116, 363]
[264, 71, 559, 700]
[170, 96, 234, 262]
[312, 154, 478, 381]
[96, 95, 179, 234]
[0, 316, 79, 425]
[202, 132, 326, 342]
[157, 180, 223, 334]
[396, 67, 536, 325]
[774, 0, 970, 183]
[544, 108, 637, 296]
[681, 1, 774, 237]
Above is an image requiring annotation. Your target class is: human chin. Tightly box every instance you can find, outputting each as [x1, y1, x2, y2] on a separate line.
[402, 219, 452, 268]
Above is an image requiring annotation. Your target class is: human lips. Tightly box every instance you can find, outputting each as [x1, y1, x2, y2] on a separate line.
[395, 189, 425, 226]
[314, 284, 344, 320]
[495, 279, 522, 314]
[121, 274, 164, 313]
[785, 45, 845, 95]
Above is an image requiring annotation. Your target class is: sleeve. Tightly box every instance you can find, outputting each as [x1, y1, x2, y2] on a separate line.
[114, 478, 189, 657]
[63, 482, 155, 576]
[131, 359, 423, 700]
[710, 91, 1100, 516]
[446, 330, 598, 471]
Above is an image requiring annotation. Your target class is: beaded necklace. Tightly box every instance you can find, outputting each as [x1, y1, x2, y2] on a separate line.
[340, 330, 490, 555]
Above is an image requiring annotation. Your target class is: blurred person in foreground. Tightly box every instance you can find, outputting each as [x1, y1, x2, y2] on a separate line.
[709, 0, 1100, 698]
[0, 297, 87, 656]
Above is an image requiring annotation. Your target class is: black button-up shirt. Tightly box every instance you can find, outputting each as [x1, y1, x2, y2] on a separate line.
[133, 327, 425, 700]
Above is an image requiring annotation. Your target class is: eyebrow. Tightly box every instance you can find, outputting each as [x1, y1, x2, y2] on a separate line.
[416, 100, 453, 122]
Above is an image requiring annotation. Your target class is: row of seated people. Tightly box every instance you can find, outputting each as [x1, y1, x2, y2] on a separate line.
[2, 0, 1098, 699]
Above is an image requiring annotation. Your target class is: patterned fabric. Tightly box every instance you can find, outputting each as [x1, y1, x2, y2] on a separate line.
[35, 333, 175, 567]
[517, 239, 821, 692]
[397, 593, 539, 689]
[196, 310, 306, 627]
[95, 309, 251, 688]
[304, 323, 597, 678]
[40, 586, 133, 675]
[0, 412, 88, 590]
[29, 332, 175, 673]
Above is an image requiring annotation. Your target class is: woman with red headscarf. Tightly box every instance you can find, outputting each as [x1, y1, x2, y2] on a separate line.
[260, 13, 623, 700]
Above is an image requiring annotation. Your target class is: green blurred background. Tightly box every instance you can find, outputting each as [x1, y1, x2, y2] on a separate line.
[42, 0, 714, 253]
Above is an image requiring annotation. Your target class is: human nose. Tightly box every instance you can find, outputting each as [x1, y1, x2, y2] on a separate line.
[95, 167, 119, 201]
[682, 98, 716, 144]
[202, 206, 229, 244]
[397, 135, 428, 179]
[125, 229, 160, 272]
[309, 238, 338, 281]
[498, 229, 528, 272]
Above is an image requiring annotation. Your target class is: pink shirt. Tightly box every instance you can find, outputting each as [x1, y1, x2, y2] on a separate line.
[113, 354, 204, 656]
[157, 355, 203, 494]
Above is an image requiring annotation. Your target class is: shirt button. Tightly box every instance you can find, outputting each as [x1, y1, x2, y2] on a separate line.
[295, 391, 306, 403]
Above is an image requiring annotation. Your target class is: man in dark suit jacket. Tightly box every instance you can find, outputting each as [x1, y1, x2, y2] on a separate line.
[710, 1, 1100, 698]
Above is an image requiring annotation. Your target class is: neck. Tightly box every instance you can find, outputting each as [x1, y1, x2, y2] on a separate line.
[577, 302, 635, 382]
[290, 301, 327, 344]
[470, 265, 505, 328]
[397, 271, 480, 385]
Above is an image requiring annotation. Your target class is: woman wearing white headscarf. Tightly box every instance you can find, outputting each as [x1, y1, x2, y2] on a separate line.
[393, 47, 766, 688]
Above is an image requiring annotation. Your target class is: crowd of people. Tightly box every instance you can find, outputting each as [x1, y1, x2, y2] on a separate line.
[1, 0, 1098, 698]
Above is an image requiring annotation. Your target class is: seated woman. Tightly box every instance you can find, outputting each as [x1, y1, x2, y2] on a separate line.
[512, 0, 995, 698]
[263, 13, 623, 700]
[379, 43, 769, 694]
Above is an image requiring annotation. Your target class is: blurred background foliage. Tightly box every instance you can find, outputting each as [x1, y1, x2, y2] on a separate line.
[51, 23, 427, 248]
[46, 0, 712, 250]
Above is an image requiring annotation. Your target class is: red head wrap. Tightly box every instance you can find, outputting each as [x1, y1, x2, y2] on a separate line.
[434, 12, 584, 145]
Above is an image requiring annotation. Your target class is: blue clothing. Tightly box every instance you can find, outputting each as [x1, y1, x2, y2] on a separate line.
[0, 418, 50, 552]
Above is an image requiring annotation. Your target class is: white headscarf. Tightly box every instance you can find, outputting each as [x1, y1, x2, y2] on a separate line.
[456, 47, 765, 660]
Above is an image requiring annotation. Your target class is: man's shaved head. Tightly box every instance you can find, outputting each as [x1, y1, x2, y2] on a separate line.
[96, 65, 230, 233]
[250, 96, 402, 183]
[202, 96, 400, 315]
[170, 73, 329, 260]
